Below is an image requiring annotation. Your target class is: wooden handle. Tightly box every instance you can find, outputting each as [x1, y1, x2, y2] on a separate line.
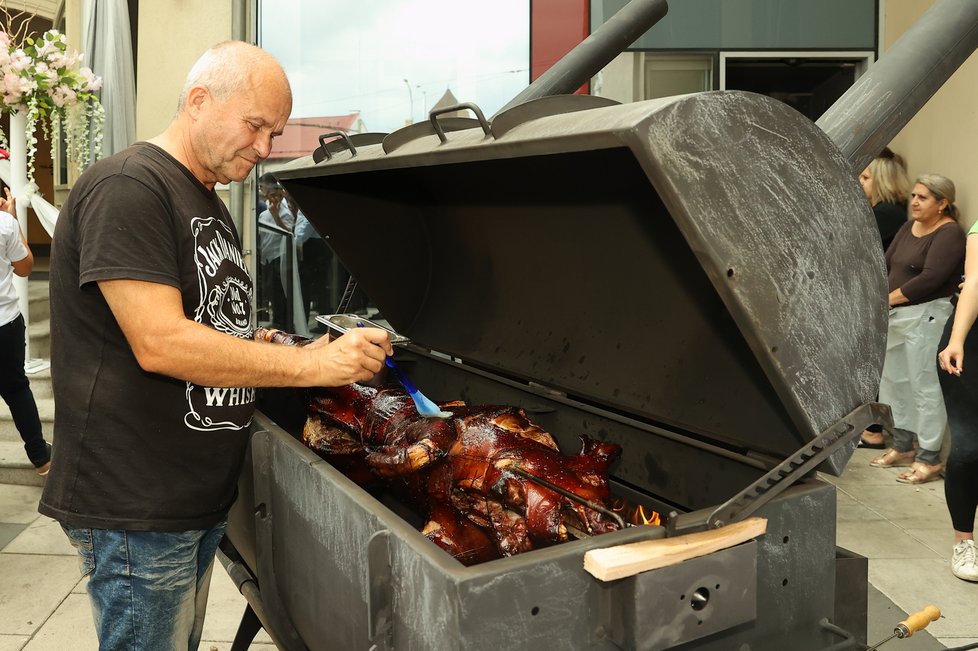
[583, 517, 768, 581]
[899, 605, 940, 637]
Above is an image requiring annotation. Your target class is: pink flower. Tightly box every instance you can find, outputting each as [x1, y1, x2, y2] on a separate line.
[2, 71, 28, 105]
[47, 52, 67, 69]
[50, 84, 77, 107]
[8, 50, 31, 73]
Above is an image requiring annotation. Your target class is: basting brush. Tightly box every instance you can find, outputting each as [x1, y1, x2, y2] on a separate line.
[357, 322, 451, 419]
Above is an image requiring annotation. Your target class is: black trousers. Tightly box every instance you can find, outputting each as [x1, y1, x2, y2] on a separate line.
[0, 314, 47, 465]
[939, 314, 978, 534]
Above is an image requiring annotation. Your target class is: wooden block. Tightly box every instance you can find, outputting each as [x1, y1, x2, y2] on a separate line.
[583, 517, 768, 582]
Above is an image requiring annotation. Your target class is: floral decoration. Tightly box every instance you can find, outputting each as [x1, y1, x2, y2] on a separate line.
[1, 21, 103, 184]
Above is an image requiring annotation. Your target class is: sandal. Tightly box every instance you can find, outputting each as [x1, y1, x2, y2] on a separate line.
[870, 448, 916, 468]
[896, 463, 943, 485]
[858, 436, 886, 449]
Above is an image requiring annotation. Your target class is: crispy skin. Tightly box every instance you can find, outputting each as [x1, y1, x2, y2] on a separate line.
[257, 329, 624, 565]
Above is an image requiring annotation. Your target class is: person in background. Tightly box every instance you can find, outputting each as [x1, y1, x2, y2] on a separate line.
[257, 173, 294, 327]
[291, 191, 334, 321]
[859, 147, 912, 251]
[0, 187, 52, 475]
[937, 218, 978, 582]
[859, 148, 912, 449]
[870, 175, 965, 484]
[39, 41, 391, 650]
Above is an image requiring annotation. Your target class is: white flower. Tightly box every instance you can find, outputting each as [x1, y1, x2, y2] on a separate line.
[79, 67, 102, 92]
[8, 50, 31, 72]
[1, 27, 104, 183]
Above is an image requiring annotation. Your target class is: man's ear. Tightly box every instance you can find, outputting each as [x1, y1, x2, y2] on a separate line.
[186, 85, 210, 118]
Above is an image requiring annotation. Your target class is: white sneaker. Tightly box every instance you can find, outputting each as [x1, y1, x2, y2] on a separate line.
[951, 540, 978, 582]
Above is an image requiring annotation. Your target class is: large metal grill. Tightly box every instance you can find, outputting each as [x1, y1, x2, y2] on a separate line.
[218, 1, 978, 649]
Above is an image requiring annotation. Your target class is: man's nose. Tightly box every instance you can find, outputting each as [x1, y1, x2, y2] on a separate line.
[254, 132, 274, 160]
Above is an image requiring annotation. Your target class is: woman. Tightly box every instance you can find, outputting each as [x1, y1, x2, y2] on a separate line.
[0, 187, 52, 475]
[870, 175, 965, 484]
[858, 147, 912, 251]
[937, 220, 978, 581]
[859, 148, 911, 449]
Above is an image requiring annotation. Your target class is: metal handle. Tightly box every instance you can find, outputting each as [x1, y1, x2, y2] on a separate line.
[429, 102, 491, 143]
[496, 0, 669, 115]
[317, 131, 358, 161]
[816, 0, 978, 173]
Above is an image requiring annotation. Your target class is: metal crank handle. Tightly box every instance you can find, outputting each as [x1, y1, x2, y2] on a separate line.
[866, 605, 941, 650]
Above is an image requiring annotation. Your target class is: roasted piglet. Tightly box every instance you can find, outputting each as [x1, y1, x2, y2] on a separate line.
[255, 327, 626, 564]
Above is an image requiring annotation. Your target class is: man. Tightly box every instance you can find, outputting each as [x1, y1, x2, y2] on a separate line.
[256, 173, 293, 327]
[39, 41, 391, 650]
[0, 187, 52, 475]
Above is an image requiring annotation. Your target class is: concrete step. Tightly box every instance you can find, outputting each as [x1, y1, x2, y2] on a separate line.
[28, 317, 50, 359]
[0, 394, 55, 444]
[28, 278, 50, 322]
[0, 440, 46, 487]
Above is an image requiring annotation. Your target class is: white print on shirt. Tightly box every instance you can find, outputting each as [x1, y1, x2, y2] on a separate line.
[184, 215, 256, 432]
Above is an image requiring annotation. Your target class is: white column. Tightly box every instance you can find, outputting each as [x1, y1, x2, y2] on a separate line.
[8, 111, 32, 362]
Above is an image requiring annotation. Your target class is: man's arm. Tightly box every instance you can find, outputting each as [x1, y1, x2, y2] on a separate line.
[99, 278, 392, 388]
[11, 230, 34, 277]
[0, 188, 32, 277]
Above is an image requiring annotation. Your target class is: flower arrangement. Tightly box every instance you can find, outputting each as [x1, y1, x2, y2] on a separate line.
[0, 13, 103, 184]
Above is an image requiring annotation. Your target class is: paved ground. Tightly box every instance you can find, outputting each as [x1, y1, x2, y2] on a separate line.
[0, 444, 976, 650]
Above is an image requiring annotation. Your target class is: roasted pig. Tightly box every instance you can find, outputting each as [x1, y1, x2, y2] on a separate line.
[256, 327, 628, 565]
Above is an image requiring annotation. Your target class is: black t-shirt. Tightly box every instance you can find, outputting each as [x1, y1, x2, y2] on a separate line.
[873, 200, 906, 252]
[39, 143, 256, 531]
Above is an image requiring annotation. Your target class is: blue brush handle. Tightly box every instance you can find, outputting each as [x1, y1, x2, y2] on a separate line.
[355, 322, 448, 418]
[383, 357, 420, 395]
[357, 322, 419, 394]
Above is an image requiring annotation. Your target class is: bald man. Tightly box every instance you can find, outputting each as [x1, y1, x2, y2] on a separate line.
[40, 41, 391, 650]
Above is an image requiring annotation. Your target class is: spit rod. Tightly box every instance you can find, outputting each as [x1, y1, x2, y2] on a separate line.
[509, 465, 627, 530]
[865, 605, 941, 650]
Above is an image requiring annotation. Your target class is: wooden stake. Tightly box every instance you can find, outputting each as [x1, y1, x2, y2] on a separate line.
[584, 517, 768, 582]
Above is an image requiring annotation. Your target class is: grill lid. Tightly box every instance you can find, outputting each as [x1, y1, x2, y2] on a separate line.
[276, 91, 886, 470]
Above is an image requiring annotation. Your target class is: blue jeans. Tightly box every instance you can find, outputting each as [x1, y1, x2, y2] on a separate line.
[61, 521, 227, 651]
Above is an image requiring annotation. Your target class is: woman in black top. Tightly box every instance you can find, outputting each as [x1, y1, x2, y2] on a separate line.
[938, 218, 978, 581]
[859, 149, 911, 449]
[858, 147, 911, 251]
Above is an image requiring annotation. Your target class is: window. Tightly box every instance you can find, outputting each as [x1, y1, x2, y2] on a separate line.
[258, 0, 530, 147]
[255, 1, 531, 330]
[644, 55, 714, 99]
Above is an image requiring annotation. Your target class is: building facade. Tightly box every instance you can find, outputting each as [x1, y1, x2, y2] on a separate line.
[43, 0, 976, 275]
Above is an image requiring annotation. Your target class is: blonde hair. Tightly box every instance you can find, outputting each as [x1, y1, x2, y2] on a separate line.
[916, 174, 960, 221]
[867, 153, 911, 206]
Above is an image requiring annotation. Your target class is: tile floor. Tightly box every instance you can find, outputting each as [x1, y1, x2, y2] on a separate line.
[0, 445, 976, 650]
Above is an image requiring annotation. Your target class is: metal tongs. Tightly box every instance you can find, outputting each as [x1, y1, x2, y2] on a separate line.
[315, 313, 450, 419]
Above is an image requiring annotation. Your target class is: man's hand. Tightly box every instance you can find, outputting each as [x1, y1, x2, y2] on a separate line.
[306, 327, 393, 386]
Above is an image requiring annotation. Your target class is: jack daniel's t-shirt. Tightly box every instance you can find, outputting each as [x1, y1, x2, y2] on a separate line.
[40, 142, 256, 531]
